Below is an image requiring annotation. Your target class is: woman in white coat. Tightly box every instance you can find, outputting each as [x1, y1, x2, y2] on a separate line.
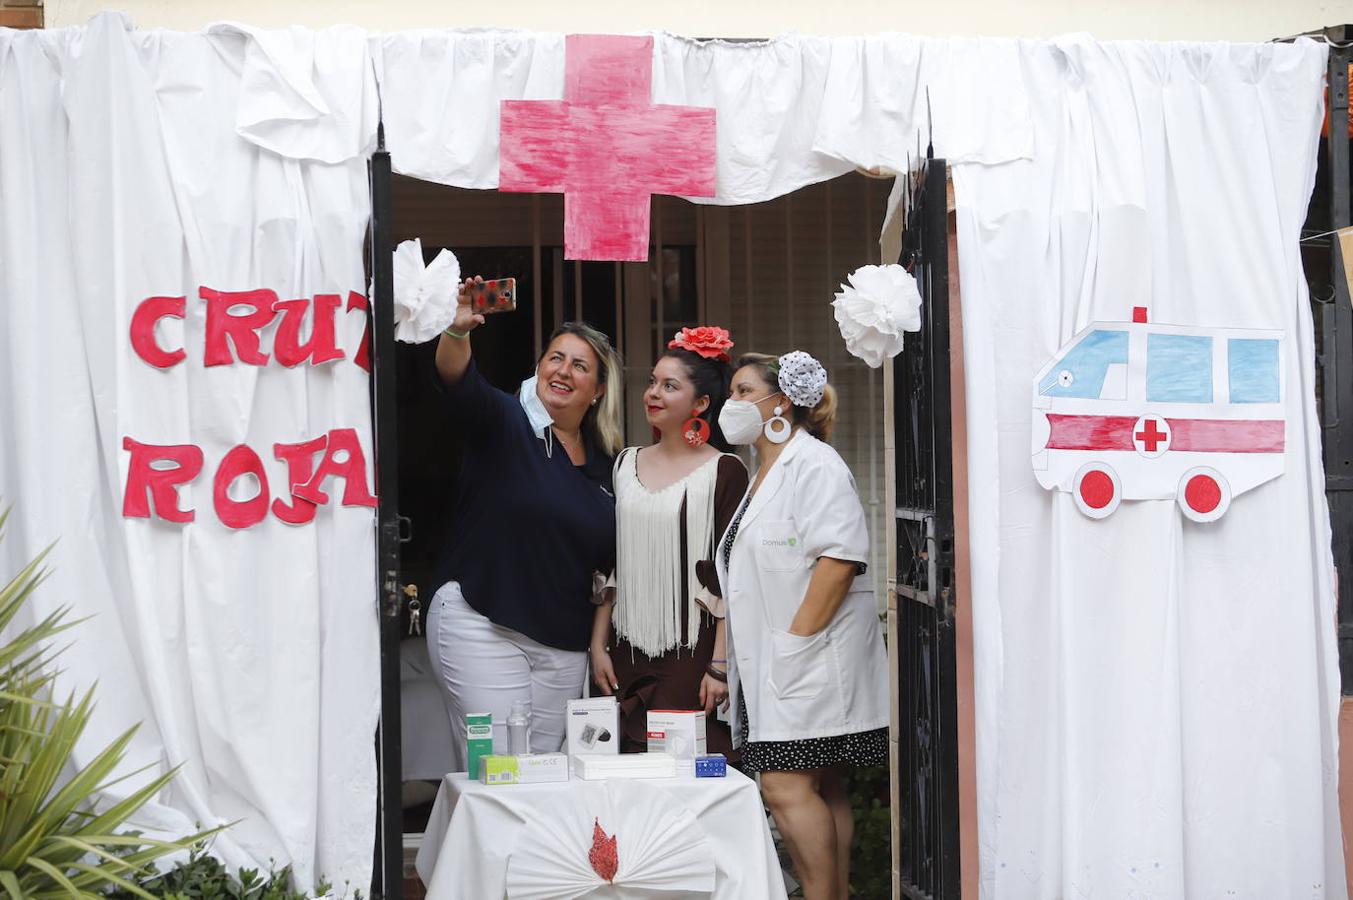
[714, 351, 888, 900]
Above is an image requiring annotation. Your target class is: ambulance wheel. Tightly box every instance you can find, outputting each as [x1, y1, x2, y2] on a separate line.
[1177, 467, 1230, 523]
[1073, 463, 1121, 519]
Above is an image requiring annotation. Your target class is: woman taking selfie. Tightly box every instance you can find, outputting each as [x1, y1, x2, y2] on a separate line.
[590, 327, 748, 758]
[427, 276, 623, 766]
[715, 350, 888, 900]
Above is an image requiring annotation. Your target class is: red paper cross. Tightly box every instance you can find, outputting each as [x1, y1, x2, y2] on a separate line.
[1135, 418, 1168, 452]
[499, 35, 717, 261]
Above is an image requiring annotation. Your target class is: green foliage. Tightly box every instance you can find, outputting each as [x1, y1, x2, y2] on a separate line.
[106, 846, 351, 900]
[848, 765, 891, 899]
[0, 508, 222, 898]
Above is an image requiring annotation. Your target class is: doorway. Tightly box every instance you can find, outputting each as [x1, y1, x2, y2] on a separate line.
[379, 170, 904, 897]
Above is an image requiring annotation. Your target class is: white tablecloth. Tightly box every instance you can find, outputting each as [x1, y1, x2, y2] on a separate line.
[415, 770, 787, 900]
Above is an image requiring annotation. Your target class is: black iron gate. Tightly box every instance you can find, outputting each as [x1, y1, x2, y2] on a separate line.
[892, 156, 962, 900]
[369, 129, 405, 900]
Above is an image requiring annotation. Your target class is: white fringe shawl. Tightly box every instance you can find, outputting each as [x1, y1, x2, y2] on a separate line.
[612, 449, 720, 657]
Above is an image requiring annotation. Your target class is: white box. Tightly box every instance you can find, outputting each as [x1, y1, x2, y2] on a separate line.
[575, 752, 677, 780]
[645, 710, 707, 760]
[478, 753, 569, 785]
[566, 696, 618, 758]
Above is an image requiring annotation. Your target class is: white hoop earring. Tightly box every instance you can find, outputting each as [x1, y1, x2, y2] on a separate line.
[764, 406, 792, 444]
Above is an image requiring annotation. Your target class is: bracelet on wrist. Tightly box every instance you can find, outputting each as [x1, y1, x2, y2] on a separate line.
[705, 665, 728, 683]
[443, 326, 470, 340]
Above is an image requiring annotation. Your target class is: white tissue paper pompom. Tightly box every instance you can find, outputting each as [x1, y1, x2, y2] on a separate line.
[392, 238, 461, 344]
[831, 263, 922, 368]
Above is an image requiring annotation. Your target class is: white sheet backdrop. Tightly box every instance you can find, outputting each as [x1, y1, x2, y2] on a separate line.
[0, 14, 1341, 897]
[951, 37, 1342, 898]
[0, 12, 379, 888]
[371, 31, 1035, 202]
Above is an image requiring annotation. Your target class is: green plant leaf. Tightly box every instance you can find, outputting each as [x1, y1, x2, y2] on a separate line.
[0, 870, 23, 900]
[24, 855, 88, 896]
[0, 517, 233, 897]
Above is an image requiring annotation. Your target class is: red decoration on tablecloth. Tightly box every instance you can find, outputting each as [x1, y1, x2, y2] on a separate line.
[498, 34, 717, 261]
[588, 817, 618, 883]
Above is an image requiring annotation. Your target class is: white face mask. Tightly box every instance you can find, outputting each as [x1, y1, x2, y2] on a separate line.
[718, 395, 777, 445]
[518, 373, 554, 439]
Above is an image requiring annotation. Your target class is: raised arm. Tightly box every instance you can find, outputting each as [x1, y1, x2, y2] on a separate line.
[434, 276, 485, 387]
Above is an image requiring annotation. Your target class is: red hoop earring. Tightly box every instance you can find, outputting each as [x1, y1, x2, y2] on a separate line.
[683, 413, 710, 448]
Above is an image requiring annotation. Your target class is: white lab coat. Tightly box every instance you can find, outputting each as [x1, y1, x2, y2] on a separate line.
[715, 429, 889, 745]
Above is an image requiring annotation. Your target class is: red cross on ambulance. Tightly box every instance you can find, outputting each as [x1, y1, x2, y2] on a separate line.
[1132, 416, 1170, 457]
[1030, 307, 1286, 523]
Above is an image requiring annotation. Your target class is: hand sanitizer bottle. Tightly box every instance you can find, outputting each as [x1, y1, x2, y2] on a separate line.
[507, 700, 531, 756]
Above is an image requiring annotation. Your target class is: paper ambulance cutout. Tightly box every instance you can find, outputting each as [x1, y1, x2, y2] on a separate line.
[1031, 307, 1285, 522]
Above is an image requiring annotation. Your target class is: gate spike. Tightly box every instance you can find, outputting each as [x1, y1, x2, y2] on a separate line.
[926, 86, 935, 159]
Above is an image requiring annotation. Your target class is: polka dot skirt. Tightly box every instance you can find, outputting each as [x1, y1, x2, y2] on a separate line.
[736, 696, 888, 773]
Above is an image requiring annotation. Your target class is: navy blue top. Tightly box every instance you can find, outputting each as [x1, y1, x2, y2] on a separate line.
[434, 361, 616, 651]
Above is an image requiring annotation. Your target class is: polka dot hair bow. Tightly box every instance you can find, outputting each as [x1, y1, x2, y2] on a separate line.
[776, 350, 828, 408]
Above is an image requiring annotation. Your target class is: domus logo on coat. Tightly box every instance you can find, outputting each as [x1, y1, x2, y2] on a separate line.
[1031, 307, 1286, 522]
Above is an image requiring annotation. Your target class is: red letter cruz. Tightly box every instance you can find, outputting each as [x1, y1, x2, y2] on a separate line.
[271, 435, 328, 525]
[292, 428, 377, 508]
[122, 438, 205, 523]
[200, 286, 278, 366]
[274, 294, 346, 367]
[129, 295, 187, 368]
[347, 292, 371, 373]
[213, 444, 271, 529]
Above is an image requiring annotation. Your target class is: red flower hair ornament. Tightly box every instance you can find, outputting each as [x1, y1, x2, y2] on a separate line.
[668, 326, 734, 362]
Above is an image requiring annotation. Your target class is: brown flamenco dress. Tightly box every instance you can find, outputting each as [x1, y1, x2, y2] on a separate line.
[605, 449, 748, 759]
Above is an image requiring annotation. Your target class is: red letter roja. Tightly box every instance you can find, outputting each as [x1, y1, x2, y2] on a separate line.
[291, 428, 378, 508]
[213, 444, 271, 529]
[271, 435, 328, 525]
[122, 430, 375, 527]
[122, 438, 205, 523]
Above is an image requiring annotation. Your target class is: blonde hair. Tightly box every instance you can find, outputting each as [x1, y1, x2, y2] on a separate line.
[734, 352, 838, 443]
[548, 322, 625, 456]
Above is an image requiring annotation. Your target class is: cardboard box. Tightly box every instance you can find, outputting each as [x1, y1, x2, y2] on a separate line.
[465, 712, 494, 780]
[695, 753, 727, 778]
[479, 753, 569, 785]
[646, 710, 707, 760]
[566, 697, 618, 758]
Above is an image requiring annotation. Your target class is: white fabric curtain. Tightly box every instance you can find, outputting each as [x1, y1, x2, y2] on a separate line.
[952, 37, 1342, 897]
[371, 30, 1034, 203]
[1, 13, 1342, 896]
[0, 12, 379, 889]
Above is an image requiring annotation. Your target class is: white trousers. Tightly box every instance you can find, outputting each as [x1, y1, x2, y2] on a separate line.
[426, 582, 587, 771]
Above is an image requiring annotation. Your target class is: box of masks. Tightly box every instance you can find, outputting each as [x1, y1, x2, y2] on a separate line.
[645, 710, 706, 760]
